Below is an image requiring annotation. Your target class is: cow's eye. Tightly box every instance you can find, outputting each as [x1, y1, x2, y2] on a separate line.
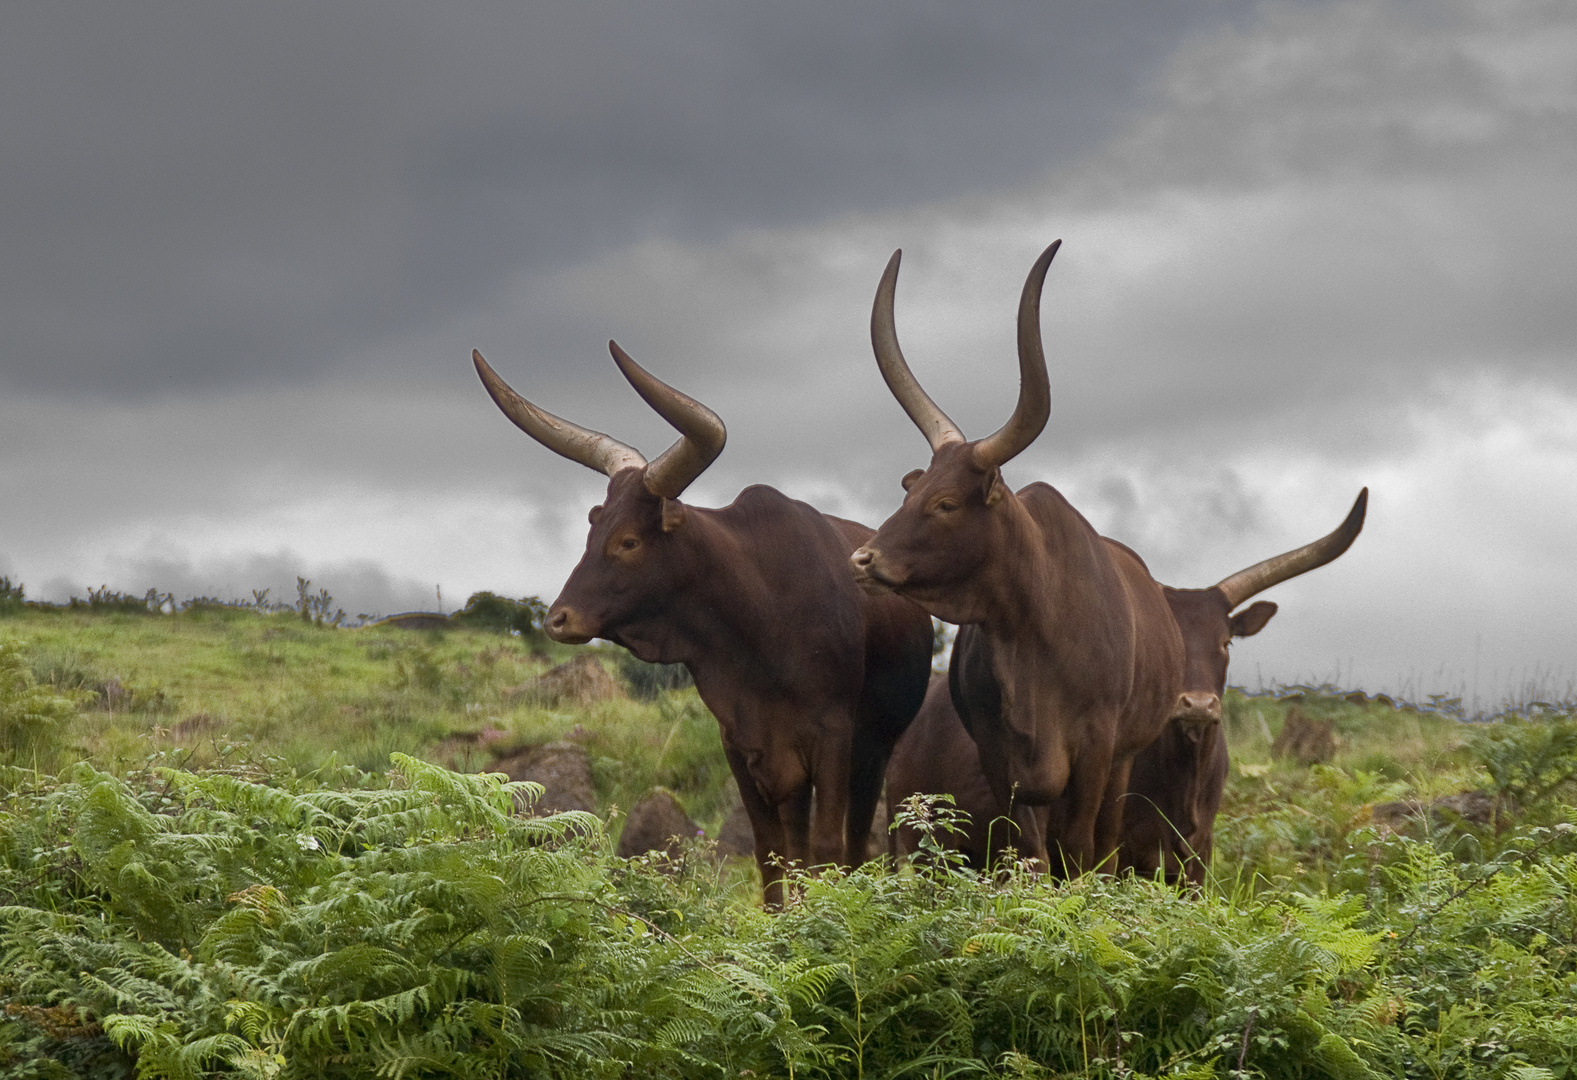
[934, 498, 959, 514]
[619, 536, 640, 551]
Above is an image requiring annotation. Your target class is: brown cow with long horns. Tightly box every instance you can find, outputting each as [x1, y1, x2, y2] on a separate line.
[471, 344, 932, 907]
[884, 490, 1367, 883]
[850, 240, 1358, 876]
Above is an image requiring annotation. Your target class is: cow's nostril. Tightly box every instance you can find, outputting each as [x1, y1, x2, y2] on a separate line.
[547, 610, 568, 630]
[851, 548, 874, 568]
[1175, 691, 1222, 721]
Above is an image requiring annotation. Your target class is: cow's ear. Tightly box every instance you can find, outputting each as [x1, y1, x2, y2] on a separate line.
[982, 466, 1006, 506]
[1230, 601, 1278, 638]
[660, 497, 687, 532]
[901, 468, 925, 492]
[588, 505, 604, 525]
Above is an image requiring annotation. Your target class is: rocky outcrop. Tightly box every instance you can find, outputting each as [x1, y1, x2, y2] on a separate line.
[617, 788, 701, 859]
[1271, 706, 1337, 765]
[709, 785, 892, 861]
[375, 612, 452, 630]
[1372, 790, 1506, 834]
[509, 654, 623, 707]
[492, 740, 597, 815]
[714, 801, 755, 858]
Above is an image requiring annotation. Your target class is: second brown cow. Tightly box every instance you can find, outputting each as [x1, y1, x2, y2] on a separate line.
[886, 489, 1365, 883]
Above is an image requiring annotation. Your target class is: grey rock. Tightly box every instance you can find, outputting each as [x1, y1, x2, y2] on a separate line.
[1271, 705, 1337, 765]
[708, 785, 892, 861]
[493, 740, 596, 815]
[510, 654, 623, 707]
[618, 787, 701, 859]
[375, 612, 452, 630]
[714, 801, 755, 858]
[1371, 790, 1508, 834]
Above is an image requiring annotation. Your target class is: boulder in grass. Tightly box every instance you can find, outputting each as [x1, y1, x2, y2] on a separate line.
[375, 612, 453, 631]
[1434, 789, 1500, 826]
[714, 801, 755, 858]
[1370, 798, 1426, 835]
[618, 788, 701, 859]
[492, 740, 596, 815]
[1270, 705, 1337, 765]
[1372, 790, 1507, 835]
[510, 654, 623, 707]
[170, 713, 215, 739]
[708, 787, 891, 862]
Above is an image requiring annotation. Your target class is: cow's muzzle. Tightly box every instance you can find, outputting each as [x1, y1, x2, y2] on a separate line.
[849, 547, 902, 594]
[1172, 691, 1222, 725]
[545, 605, 596, 645]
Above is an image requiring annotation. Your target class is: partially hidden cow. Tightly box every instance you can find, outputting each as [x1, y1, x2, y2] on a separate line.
[886, 490, 1367, 883]
[851, 239, 1269, 875]
[472, 345, 933, 906]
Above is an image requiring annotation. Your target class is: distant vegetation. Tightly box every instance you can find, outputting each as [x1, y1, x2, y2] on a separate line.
[1, 591, 1575, 1077]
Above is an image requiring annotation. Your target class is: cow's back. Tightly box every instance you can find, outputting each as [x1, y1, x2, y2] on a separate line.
[706, 486, 869, 687]
[708, 487, 928, 721]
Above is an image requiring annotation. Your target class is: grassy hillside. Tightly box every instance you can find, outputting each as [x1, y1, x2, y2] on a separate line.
[3, 607, 1575, 1077]
[0, 607, 739, 836]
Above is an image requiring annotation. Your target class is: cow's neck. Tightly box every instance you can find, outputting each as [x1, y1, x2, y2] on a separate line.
[633, 507, 784, 690]
[976, 483, 1135, 728]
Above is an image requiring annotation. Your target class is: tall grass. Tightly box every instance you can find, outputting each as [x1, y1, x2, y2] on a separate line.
[3, 609, 1577, 1075]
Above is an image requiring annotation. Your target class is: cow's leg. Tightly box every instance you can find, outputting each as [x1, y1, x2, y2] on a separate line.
[1092, 756, 1133, 875]
[1054, 737, 1115, 876]
[779, 782, 814, 870]
[810, 732, 852, 869]
[972, 722, 1052, 872]
[770, 783, 816, 905]
[723, 745, 789, 910]
[843, 726, 888, 866]
[1184, 832, 1214, 886]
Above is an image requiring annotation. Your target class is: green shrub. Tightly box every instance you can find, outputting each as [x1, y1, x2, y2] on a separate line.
[66, 587, 165, 617]
[616, 652, 693, 700]
[1469, 713, 1577, 824]
[450, 592, 548, 641]
[0, 637, 80, 771]
[3, 756, 1574, 1079]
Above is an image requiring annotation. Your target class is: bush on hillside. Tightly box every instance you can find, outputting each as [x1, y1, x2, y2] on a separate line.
[450, 592, 549, 642]
[1469, 711, 1577, 826]
[65, 586, 167, 616]
[616, 651, 693, 700]
[0, 638, 80, 771]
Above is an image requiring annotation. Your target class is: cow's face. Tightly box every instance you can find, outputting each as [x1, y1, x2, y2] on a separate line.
[546, 468, 690, 661]
[850, 441, 1007, 624]
[1163, 587, 1277, 725]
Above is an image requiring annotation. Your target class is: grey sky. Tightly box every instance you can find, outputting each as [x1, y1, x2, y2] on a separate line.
[2, 0, 1265, 399]
[2, 0, 1574, 708]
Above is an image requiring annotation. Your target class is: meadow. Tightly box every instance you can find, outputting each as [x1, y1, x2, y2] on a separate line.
[2, 598, 1575, 1078]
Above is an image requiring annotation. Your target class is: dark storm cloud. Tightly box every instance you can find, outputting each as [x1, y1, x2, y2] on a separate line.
[2, 0, 1310, 399]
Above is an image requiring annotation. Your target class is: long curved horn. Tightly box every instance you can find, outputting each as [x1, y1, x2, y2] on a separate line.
[973, 240, 1059, 469]
[608, 340, 727, 499]
[1215, 488, 1368, 609]
[473, 350, 647, 477]
[871, 249, 965, 452]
